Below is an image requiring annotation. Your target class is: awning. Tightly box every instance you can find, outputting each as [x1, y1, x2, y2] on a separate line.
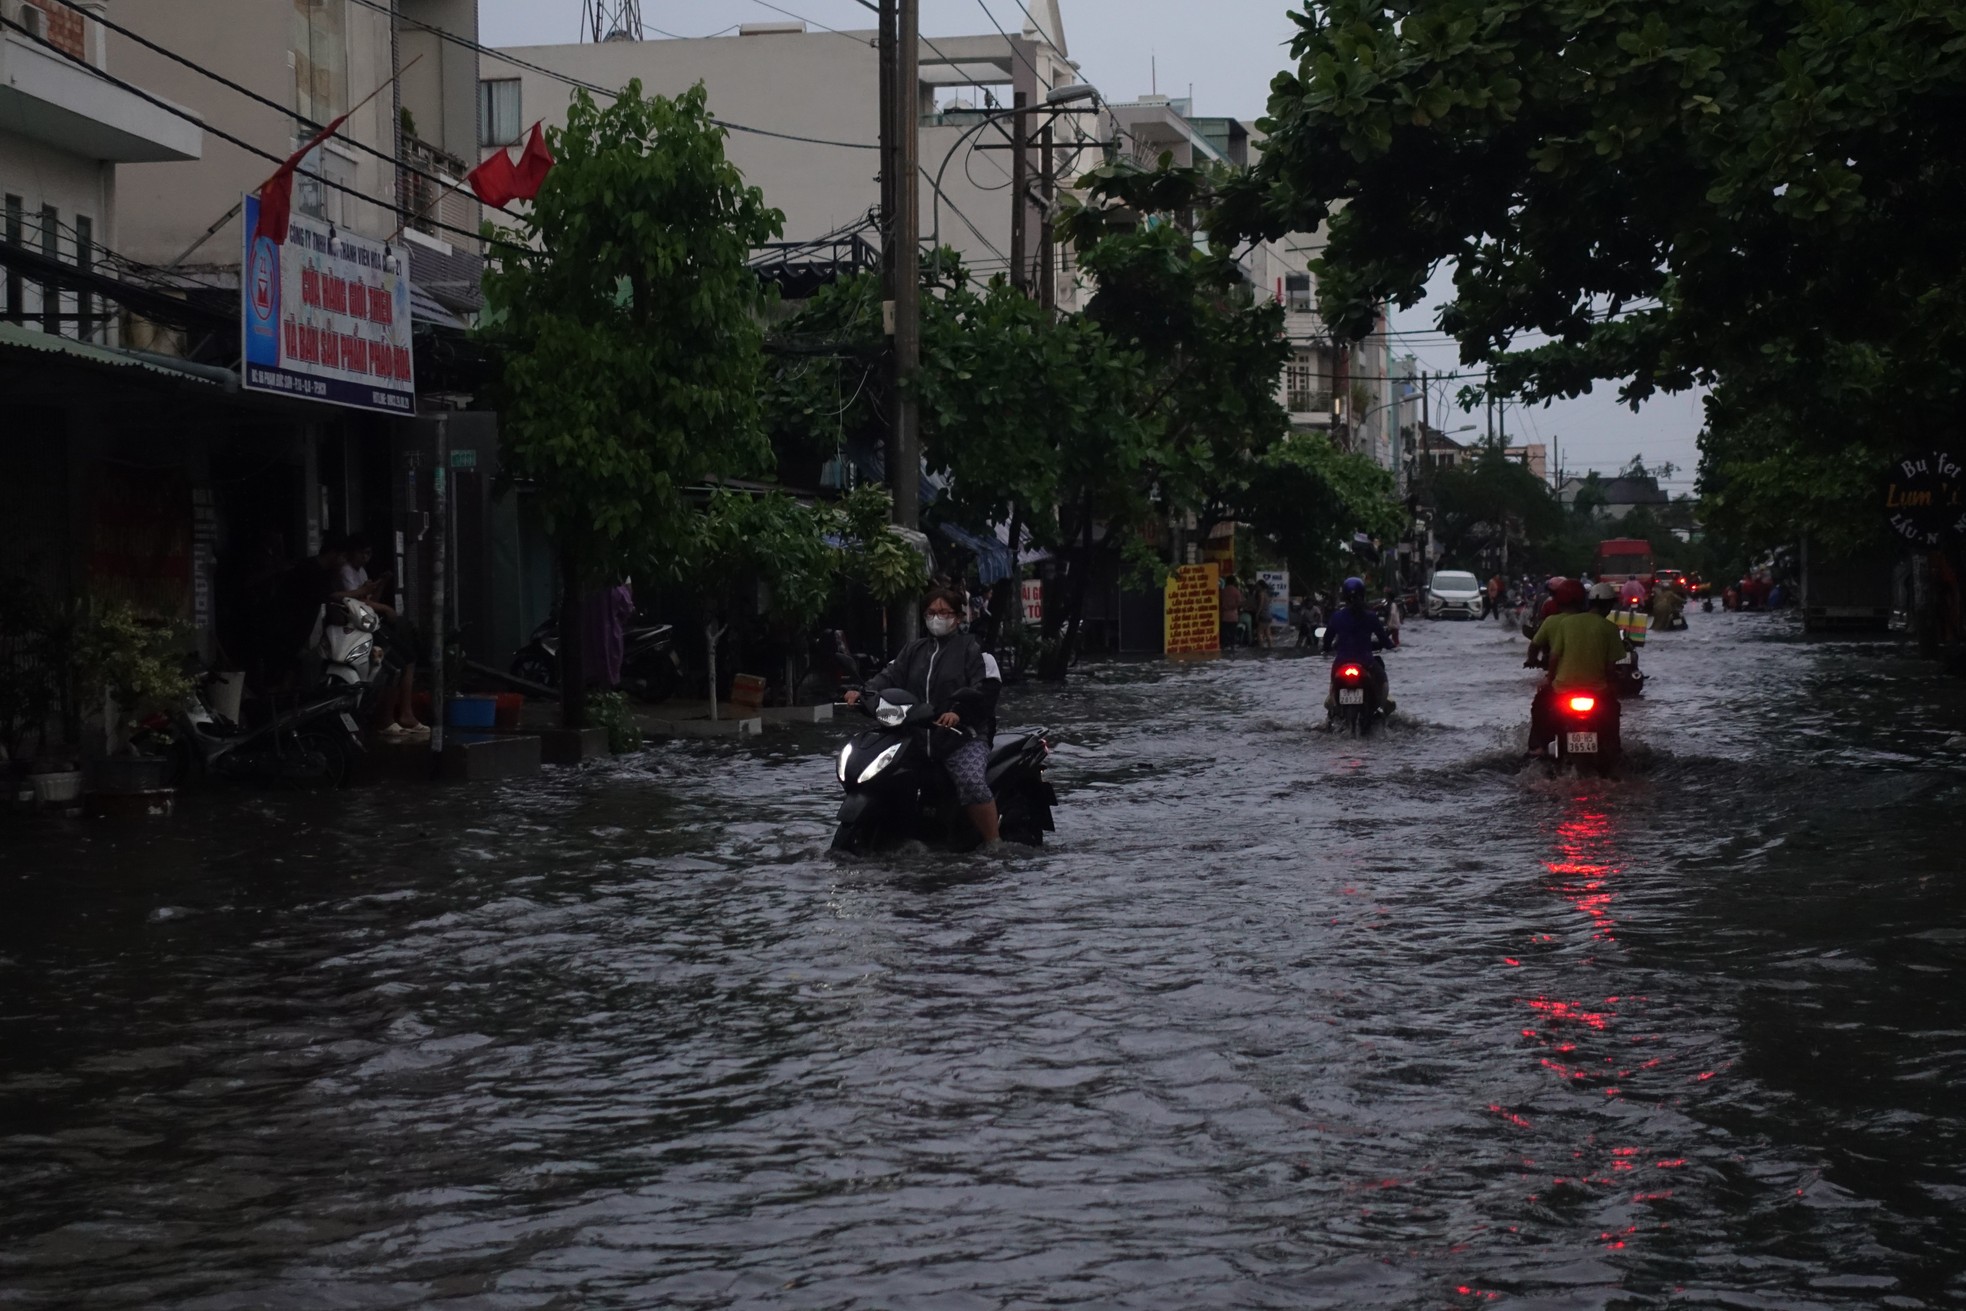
[938, 521, 1014, 584]
[0, 321, 231, 388]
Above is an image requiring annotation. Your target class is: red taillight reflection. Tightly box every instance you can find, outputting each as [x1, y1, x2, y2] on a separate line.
[1566, 695, 1597, 714]
[1339, 664, 1363, 681]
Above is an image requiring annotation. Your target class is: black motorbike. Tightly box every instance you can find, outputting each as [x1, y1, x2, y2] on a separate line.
[509, 610, 684, 701]
[153, 674, 367, 789]
[830, 688, 1055, 854]
[1544, 688, 1621, 777]
[1328, 659, 1386, 736]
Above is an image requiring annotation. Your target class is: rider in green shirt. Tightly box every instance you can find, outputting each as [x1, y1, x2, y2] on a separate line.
[1528, 582, 1626, 755]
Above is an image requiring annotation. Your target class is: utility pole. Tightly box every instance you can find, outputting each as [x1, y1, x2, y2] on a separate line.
[1038, 122, 1055, 312]
[880, 0, 921, 647]
[1009, 90, 1030, 292]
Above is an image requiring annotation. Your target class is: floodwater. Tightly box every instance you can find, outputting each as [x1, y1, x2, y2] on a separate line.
[3, 612, 1964, 1309]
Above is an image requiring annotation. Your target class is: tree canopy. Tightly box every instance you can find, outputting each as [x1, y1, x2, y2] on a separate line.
[1222, 0, 1966, 429]
[483, 81, 785, 585]
[481, 81, 784, 721]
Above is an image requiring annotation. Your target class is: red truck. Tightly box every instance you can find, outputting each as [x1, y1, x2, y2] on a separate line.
[1592, 538, 1656, 585]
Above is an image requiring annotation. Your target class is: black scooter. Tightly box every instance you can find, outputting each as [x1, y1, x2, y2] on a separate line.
[509, 610, 684, 701]
[1544, 688, 1621, 778]
[830, 688, 1055, 854]
[161, 675, 367, 788]
[1328, 658, 1387, 736]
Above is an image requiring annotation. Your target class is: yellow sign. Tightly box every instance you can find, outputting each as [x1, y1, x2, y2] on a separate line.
[1164, 563, 1222, 655]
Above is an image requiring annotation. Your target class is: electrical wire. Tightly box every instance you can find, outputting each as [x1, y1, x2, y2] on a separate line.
[746, 0, 871, 44]
[0, 12, 521, 255]
[344, 0, 879, 150]
[33, 0, 528, 231]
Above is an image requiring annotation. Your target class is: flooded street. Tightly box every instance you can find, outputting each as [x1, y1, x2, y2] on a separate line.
[4, 613, 1964, 1309]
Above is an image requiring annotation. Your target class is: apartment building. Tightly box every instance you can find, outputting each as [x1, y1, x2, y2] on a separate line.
[1104, 93, 1397, 475]
[484, 1, 1096, 307]
[0, 0, 202, 343]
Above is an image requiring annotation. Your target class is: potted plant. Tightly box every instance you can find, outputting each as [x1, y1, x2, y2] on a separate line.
[67, 596, 194, 795]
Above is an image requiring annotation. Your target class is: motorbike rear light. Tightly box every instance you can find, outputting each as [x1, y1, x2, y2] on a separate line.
[1566, 695, 1597, 714]
[1339, 664, 1363, 681]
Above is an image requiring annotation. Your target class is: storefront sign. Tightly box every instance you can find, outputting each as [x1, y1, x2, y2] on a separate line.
[1883, 450, 1966, 547]
[1163, 563, 1221, 654]
[1020, 577, 1044, 624]
[242, 194, 415, 414]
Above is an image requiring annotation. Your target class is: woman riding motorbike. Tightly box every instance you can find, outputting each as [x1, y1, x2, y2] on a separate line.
[1321, 576, 1395, 712]
[843, 589, 1000, 843]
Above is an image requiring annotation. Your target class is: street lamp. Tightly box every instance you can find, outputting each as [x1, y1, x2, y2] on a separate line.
[928, 82, 1101, 262]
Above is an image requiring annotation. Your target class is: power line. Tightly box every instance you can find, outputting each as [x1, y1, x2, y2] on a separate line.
[345, 0, 879, 151]
[0, 11, 517, 255]
[36, 0, 529, 230]
[747, 0, 870, 44]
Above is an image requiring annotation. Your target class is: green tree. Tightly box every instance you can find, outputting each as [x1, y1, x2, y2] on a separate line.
[1217, 0, 1966, 547]
[1047, 157, 1295, 675]
[1424, 448, 1567, 571]
[482, 81, 784, 726]
[1234, 432, 1402, 580]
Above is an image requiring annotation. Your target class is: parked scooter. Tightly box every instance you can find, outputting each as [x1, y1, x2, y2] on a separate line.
[509, 609, 683, 700]
[830, 687, 1055, 854]
[316, 597, 402, 717]
[161, 672, 367, 788]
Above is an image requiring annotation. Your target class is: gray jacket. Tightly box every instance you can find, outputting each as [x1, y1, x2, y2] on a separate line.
[864, 631, 991, 729]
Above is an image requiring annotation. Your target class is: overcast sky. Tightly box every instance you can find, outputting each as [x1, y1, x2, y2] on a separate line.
[479, 0, 1708, 487]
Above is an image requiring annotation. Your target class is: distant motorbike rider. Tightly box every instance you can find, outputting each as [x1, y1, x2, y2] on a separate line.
[1526, 580, 1625, 756]
[1322, 576, 1395, 712]
[844, 589, 1000, 843]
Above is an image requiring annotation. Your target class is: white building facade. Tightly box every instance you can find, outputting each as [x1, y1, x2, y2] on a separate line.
[0, 0, 202, 344]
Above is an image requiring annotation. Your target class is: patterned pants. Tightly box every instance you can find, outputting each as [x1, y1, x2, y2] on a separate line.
[942, 738, 992, 806]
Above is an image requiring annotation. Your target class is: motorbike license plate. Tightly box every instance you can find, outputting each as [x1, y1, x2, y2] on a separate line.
[339, 713, 361, 735]
[1338, 689, 1365, 705]
[1565, 731, 1599, 754]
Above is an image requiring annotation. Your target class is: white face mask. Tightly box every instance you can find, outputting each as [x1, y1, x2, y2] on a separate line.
[925, 614, 958, 637]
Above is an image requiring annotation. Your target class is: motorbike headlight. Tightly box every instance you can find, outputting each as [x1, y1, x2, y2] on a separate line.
[836, 743, 852, 782]
[858, 742, 904, 781]
[875, 702, 906, 727]
[358, 609, 381, 633]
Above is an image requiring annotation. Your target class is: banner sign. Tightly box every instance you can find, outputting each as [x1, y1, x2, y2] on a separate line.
[1257, 569, 1290, 628]
[1163, 563, 1221, 654]
[1020, 577, 1044, 624]
[242, 194, 415, 414]
[1883, 450, 1966, 547]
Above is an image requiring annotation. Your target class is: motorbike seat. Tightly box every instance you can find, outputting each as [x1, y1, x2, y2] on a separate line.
[989, 735, 1034, 768]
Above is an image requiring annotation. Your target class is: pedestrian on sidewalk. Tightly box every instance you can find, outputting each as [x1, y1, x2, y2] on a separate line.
[1221, 575, 1244, 649]
[582, 579, 635, 691]
[338, 533, 428, 737]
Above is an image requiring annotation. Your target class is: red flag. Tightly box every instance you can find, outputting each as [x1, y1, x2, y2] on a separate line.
[509, 122, 555, 201]
[469, 123, 554, 208]
[253, 111, 351, 246]
[466, 145, 519, 208]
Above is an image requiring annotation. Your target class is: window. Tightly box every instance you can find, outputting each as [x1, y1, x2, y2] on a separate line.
[74, 214, 93, 342]
[1283, 272, 1313, 312]
[292, 0, 349, 124]
[292, 140, 354, 226]
[2, 195, 20, 324]
[479, 79, 521, 147]
[39, 205, 58, 335]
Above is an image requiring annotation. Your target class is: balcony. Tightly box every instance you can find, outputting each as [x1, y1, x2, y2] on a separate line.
[400, 135, 480, 248]
[0, 27, 202, 163]
[1286, 388, 1334, 423]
